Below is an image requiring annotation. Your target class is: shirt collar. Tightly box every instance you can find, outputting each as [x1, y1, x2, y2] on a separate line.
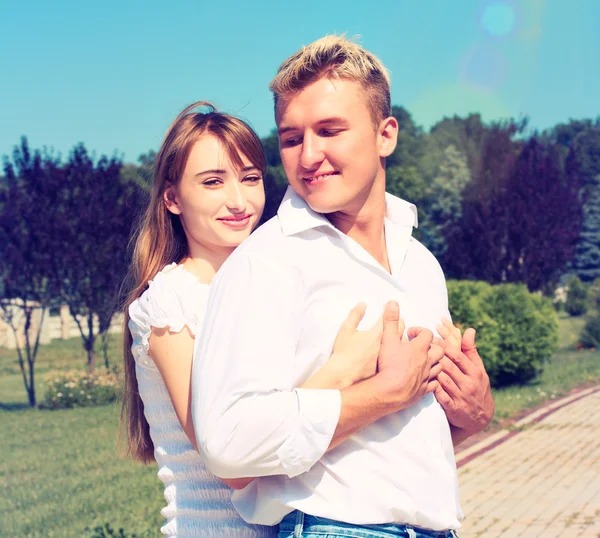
[277, 185, 419, 237]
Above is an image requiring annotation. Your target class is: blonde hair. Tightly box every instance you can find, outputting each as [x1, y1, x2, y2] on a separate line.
[269, 35, 392, 126]
[121, 101, 266, 463]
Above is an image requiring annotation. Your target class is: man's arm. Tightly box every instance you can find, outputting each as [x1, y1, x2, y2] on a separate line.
[191, 253, 442, 479]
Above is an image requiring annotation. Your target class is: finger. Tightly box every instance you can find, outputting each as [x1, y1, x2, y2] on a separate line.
[432, 336, 445, 348]
[434, 383, 454, 408]
[407, 326, 433, 347]
[436, 323, 451, 340]
[438, 370, 461, 398]
[429, 361, 443, 379]
[398, 314, 405, 339]
[426, 379, 440, 394]
[440, 318, 462, 347]
[439, 356, 466, 391]
[382, 301, 400, 338]
[339, 302, 367, 331]
[428, 343, 445, 365]
[461, 328, 484, 366]
[442, 317, 460, 337]
[448, 350, 476, 376]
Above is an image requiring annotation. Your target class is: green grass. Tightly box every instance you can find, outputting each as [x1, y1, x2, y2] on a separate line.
[2, 317, 600, 537]
[1, 335, 163, 538]
[490, 312, 597, 422]
[491, 348, 599, 421]
[1, 405, 163, 537]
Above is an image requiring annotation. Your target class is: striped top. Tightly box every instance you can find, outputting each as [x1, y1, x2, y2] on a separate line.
[128, 263, 275, 538]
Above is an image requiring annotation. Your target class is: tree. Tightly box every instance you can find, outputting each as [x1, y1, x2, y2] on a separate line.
[386, 106, 424, 171]
[421, 145, 471, 258]
[0, 138, 62, 406]
[572, 175, 600, 282]
[566, 276, 588, 316]
[427, 114, 488, 180]
[260, 130, 286, 224]
[386, 165, 428, 242]
[443, 122, 522, 282]
[121, 149, 156, 193]
[55, 144, 144, 372]
[545, 120, 600, 281]
[444, 129, 582, 291]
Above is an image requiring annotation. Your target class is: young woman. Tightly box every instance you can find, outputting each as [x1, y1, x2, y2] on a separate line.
[121, 102, 387, 537]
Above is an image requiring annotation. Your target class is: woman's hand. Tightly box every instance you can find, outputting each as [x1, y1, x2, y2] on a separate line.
[302, 302, 404, 390]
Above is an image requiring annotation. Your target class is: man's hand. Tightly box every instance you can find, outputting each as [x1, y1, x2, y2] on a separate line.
[375, 301, 444, 412]
[435, 318, 495, 447]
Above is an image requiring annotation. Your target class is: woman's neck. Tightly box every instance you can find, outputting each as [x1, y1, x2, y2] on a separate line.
[182, 242, 235, 284]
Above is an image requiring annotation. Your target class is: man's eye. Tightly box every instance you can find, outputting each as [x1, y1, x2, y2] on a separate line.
[321, 129, 340, 137]
[281, 137, 301, 147]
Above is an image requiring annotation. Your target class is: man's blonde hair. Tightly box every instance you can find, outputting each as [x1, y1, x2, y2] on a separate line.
[269, 35, 392, 126]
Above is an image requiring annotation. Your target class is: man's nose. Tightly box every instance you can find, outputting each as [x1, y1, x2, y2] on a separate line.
[299, 132, 324, 171]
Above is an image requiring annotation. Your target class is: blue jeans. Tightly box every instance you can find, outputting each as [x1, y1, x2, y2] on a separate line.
[278, 511, 459, 538]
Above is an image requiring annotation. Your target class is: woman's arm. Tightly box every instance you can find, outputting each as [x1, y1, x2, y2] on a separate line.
[148, 302, 392, 490]
[148, 326, 250, 489]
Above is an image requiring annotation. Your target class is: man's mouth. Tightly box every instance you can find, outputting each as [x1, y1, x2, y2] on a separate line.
[303, 172, 339, 185]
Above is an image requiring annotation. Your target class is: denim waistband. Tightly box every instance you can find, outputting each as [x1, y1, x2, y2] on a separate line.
[279, 511, 458, 538]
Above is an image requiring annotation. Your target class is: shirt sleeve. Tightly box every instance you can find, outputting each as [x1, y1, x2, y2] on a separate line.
[191, 252, 341, 479]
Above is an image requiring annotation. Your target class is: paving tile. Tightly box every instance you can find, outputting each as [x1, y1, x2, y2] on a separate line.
[456, 387, 600, 538]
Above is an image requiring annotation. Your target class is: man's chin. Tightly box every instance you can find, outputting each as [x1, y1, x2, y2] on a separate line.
[291, 187, 342, 215]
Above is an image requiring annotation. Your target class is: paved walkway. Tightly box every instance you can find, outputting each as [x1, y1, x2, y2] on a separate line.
[456, 386, 600, 538]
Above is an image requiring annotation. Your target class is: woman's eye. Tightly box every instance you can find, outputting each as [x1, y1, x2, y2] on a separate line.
[243, 175, 262, 183]
[202, 179, 222, 186]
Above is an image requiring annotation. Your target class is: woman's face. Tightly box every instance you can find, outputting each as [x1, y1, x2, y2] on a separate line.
[164, 133, 265, 252]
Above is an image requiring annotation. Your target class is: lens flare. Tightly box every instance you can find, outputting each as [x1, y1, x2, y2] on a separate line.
[481, 1, 516, 37]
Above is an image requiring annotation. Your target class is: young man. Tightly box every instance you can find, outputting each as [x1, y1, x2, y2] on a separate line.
[192, 36, 494, 537]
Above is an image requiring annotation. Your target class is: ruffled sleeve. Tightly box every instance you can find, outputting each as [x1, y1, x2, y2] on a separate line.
[128, 263, 209, 369]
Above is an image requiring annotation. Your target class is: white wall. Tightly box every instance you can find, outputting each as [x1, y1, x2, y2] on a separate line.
[0, 303, 124, 350]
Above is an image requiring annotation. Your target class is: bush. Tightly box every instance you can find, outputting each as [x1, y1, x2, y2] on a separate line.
[447, 281, 559, 387]
[580, 314, 600, 349]
[588, 277, 600, 312]
[565, 276, 588, 316]
[43, 369, 120, 409]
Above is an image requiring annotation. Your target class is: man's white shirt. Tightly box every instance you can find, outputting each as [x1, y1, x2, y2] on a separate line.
[192, 186, 462, 531]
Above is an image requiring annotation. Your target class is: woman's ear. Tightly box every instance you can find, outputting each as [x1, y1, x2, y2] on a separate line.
[378, 116, 399, 158]
[164, 185, 182, 215]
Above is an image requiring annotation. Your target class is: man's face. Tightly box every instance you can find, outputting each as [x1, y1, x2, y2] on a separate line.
[276, 77, 387, 216]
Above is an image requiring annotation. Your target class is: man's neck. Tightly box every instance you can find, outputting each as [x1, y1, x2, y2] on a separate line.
[326, 179, 390, 273]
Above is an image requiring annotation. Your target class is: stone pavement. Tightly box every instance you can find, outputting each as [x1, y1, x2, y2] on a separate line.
[456, 386, 600, 538]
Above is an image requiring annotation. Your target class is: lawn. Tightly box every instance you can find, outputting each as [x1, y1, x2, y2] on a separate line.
[2, 316, 599, 537]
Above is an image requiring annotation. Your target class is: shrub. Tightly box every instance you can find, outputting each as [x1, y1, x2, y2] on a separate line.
[588, 277, 600, 312]
[580, 314, 600, 349]
[447, 281, 559, 387]
[565, 276, 588, 316]
[43, 369, 120, 409]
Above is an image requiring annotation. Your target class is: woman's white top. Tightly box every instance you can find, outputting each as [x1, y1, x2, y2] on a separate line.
[128, 263, 275, 538]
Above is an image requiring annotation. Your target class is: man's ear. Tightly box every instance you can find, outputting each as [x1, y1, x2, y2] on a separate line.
[378, 116, 398, 158]
[163, 184, 182, 215]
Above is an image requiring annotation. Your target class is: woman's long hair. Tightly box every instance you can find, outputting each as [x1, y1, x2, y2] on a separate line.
[121, 102, 267, 463]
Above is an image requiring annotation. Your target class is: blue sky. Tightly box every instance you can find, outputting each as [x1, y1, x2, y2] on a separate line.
[1, 0, 598, 163]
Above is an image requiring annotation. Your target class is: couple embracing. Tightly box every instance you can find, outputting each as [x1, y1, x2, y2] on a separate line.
[122, 35, 494, 538]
